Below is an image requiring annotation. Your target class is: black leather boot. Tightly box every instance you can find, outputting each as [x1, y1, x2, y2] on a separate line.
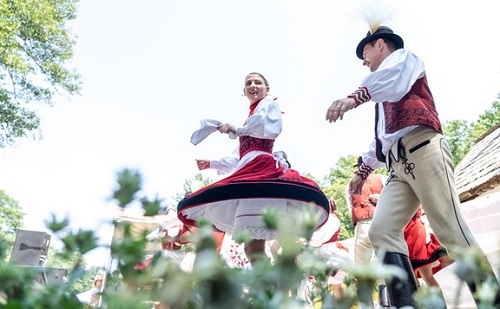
[383, 252, 418, 308]
[378, 284, 391, 308]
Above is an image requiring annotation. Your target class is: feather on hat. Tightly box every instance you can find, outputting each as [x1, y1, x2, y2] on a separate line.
[355, 6, 404, 59]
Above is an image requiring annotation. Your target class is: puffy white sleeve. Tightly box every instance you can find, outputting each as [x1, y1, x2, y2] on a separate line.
[210, 146, 239, 175]
[361, 50, 426, 103]
[235, 97, 282, 138]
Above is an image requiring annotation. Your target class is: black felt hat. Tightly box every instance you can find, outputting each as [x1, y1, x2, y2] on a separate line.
[356, 26, 404, 59]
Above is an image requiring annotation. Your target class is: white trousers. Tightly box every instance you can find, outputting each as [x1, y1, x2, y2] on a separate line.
[369, 127, 480, 258]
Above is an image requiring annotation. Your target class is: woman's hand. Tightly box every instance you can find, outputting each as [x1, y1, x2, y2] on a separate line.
[218, 123, 236, 135]
[195, 159, 210, 170]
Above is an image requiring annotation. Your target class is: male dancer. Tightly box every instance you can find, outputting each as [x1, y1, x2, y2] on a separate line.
[326, 23, 500, 308]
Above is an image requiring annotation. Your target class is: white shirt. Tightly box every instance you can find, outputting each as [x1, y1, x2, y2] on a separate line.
[210, 96, 283, 175]
[359, 49, 426, 170]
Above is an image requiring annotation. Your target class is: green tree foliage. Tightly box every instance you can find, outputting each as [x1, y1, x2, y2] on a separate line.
[0, 190, 24, 254]
[2, 168, 497, 308]
[172, 172, 214, 203]
[0, 0, 81, 147]
[0, 190, 24, 235]
[442, 119, 473, 166]
[443, 100, 500, 165]
[47, 250, 95, 294]
[321, 155, 358, 240]
[471, 100, 500, 140]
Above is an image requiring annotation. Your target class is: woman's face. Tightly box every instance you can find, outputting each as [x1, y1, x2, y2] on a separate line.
[244, 74, 269, 104]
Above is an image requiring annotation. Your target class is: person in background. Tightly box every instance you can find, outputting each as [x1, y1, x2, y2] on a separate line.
[299, 197, 351, 307]
[325, 19, 500, 307]
[312, 198, 352, 302]
[345, 158, 390, 308]
[404, 207, 454, 288]
[346, 157, 387, 266]
[178, 72, 330, 265]
[136, 207, 225, 272]
[90, 274, 104, 308]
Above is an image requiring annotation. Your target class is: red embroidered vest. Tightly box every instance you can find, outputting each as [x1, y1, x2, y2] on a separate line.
[375, 75, 442, 161]
[383, 75, 442, 134]
[350, 174, 384, 225]
[239, 135, 274, 158]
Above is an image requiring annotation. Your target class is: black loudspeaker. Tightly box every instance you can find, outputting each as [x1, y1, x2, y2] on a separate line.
[9, 229, 51, 266]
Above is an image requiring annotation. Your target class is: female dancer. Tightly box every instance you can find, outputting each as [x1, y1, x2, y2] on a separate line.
[178, 72, 330, 263]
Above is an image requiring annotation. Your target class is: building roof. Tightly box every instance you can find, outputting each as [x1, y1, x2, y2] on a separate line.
[455, 124, 500, 202]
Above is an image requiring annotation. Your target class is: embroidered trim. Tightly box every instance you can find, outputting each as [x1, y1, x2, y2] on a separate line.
[348, 87, 371, 107]
[387, 138, 417, 180]
[239, 135, 274, 158]
[383, 76, 443, 134]
[356, 162, 373, 180]
[398, 138, 416, 180]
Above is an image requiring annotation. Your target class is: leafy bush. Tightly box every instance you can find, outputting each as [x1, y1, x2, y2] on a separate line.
[0, 168, 498, 309]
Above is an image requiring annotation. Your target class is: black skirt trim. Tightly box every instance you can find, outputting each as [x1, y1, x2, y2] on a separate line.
[178, 179, 330, 213]
[411, 247, 448, 269]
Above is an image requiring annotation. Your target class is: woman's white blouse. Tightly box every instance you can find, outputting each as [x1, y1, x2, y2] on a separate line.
[211, 96, 283, 175]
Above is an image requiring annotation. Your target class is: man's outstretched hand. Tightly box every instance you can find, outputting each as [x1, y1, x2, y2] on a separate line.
[326, 97, 357, 122]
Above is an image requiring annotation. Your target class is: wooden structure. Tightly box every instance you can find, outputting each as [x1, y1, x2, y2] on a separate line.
[455, 124, 500, 202]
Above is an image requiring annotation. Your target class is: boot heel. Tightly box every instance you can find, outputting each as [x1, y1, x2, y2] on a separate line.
[383, 252, 418, 308]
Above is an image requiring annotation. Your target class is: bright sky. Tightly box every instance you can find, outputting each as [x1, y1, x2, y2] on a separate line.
[0, 0, 499, 267]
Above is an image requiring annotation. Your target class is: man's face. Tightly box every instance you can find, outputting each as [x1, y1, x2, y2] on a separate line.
[362, 39, 385, 72]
